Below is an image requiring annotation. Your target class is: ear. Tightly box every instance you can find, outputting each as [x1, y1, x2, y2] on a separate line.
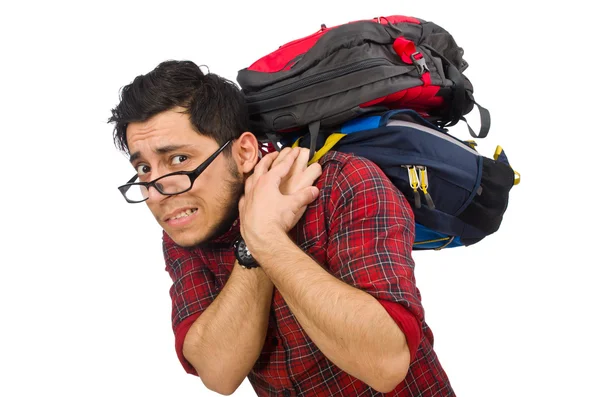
[233, 132, 260, 174]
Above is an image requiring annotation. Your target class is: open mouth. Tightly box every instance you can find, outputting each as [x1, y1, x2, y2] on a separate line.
[167, 208, 198, 221]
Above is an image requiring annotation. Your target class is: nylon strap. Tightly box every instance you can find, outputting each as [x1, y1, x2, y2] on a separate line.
[308, 120, 321, 161]
[461, 99, 491, 138]
[292, 132, 346, 165]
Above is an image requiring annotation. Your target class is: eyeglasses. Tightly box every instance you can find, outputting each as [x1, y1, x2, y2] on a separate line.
[118, 140, 232, 203]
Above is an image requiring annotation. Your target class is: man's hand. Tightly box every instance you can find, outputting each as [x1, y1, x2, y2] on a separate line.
[239, 147, 322, 255]
[270, 147, 321, 195]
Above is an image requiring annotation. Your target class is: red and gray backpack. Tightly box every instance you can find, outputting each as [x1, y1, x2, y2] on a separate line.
[236, 15, 519, 250]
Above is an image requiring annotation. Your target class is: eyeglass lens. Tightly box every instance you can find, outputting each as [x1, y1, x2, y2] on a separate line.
[124, 174, 193, 202]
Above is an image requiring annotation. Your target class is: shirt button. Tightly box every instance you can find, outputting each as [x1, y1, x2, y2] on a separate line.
[272, 337, 279, 346]
[283, 390, 291, 397]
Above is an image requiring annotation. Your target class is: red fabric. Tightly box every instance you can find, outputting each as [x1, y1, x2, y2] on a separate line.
[174, 314, 200, 375]
[393, 37, 417, 64]
[163, 151, 454, 396]
[248, 27, 327, 72]
[422, 71, 432, 86]
[359, 86, 443, 110]
[378, 15, 420, 25]
[248, 16, 420, 73]
[392, 37, 432, 87]
[378, 299, 423, 362]
[259, 141, 278, 156]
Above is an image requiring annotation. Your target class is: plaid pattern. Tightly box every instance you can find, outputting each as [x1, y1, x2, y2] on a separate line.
[163, 151, 455, 396]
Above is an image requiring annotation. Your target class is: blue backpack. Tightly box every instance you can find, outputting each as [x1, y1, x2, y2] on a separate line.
[284, 109, 520, 250]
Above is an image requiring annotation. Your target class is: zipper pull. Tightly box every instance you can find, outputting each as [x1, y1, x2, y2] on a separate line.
[406, 165, 421, 209]
[417, 166, 435, 209]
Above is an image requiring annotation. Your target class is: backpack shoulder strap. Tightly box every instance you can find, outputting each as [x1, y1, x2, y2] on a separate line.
[293, 132, 346, 165]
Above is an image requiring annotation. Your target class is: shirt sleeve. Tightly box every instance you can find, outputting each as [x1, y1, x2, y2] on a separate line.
[377, 299, 422, 361]
[324, 156, 424, 358]
[162, 232, 218, 375]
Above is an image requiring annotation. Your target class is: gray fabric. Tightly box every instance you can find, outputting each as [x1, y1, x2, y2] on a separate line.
[237, 17, 477, 136]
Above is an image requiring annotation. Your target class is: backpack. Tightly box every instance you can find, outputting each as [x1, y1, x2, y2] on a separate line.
[237, 15, 520, 249]
[237, 14, 491, 160]
[287, 109, 520, 250]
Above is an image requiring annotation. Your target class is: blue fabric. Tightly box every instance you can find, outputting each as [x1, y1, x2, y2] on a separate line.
[341, 116, 381, 134]
[413, 223, 463, 249]
[333, 110, 488, 249]
[335, 125, 480, 212]
[290, 109, 509, 250]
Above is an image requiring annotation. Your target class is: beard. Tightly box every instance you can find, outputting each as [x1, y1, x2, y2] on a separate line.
[195, 159, 245, 246]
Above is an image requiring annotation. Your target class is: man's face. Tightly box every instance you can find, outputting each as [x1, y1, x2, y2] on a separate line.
[126, 108, 243, 247]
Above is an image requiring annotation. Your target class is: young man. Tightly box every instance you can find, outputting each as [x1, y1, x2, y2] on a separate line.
[109, 60, 454, 396]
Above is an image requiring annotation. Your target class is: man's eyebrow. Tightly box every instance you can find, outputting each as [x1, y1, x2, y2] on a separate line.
[129, 151, 141, 163]
[129, 144, 196, 164]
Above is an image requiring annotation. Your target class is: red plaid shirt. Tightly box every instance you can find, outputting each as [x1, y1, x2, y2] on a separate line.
[163, 151, 454, 396]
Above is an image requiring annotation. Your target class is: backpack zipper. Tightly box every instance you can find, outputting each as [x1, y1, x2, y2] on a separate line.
[245, 58, 393, 103]
[405, 165, 421, 209]
[417, 166, 435, 209]
[414, 236, 455, 250]
[391, 121, 481, 212]
[414, 237, 450, 245]
[404, 165, 435, 210]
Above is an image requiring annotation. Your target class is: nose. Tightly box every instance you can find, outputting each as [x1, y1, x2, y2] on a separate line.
[145, 184, 164, 203]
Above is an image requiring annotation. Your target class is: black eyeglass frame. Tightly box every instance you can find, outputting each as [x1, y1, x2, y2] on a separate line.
[118, 140, 232, 203]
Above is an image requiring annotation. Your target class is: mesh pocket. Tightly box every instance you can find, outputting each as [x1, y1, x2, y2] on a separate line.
[457, 157, 515, 235]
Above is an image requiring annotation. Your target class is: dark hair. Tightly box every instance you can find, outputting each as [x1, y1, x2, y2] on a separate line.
[108, 60, 249, 155]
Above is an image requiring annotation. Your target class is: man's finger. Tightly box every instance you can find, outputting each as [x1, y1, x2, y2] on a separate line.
[244, 173, 255, 196]
[267, 147, 301, 186]
[293, 162, 323, 190]
[305, 162, 323, 182]
[285, 147, 310, 181]
[294, 148, 311, 172]
[290, 185, 320, 210]
[253, 151, 279, 179]
[271, 147, 294, 169]
[238, 195, 246, 214]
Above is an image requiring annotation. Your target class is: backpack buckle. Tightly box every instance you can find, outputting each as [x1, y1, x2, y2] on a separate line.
[410, 52, 429, 75]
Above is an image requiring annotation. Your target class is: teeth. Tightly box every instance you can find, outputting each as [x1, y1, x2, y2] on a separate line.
[172, 208, 197, 220]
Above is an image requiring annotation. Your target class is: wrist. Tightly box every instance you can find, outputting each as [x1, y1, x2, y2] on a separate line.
[247, 232, 296, 270]
[231, 263, 274, 289]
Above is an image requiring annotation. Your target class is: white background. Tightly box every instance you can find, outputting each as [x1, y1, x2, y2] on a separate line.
[1, 1, 598, 396]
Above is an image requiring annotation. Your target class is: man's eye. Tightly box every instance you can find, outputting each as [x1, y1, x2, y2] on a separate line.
[136, 164, 151, 175]
[171, 155, 188, 165]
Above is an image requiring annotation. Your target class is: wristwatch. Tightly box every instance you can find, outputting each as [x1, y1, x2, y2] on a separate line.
[233, 237, 259, 269]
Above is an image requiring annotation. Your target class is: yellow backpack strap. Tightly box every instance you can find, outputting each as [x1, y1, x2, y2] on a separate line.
[494, 145, 521, 186]
[291, 133, 347, 165]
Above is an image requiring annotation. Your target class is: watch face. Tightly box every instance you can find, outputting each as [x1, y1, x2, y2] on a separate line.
[237, 240, 253, 262]
[235, 238, 258, 267]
